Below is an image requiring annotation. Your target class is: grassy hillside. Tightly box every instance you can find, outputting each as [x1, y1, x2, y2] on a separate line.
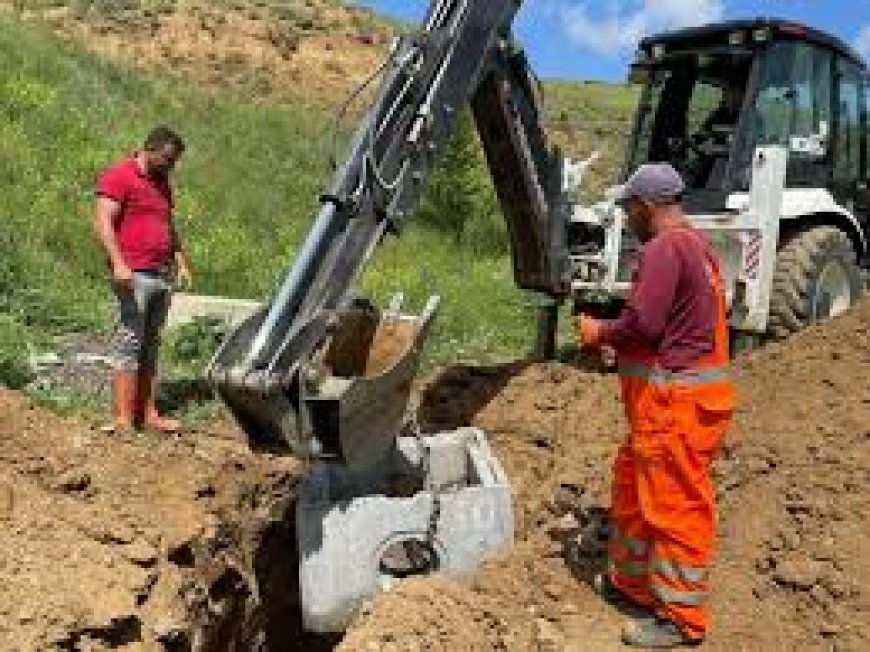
[0, 6, 638, 394]
[544, 80, 640, 195]
[4, 0, 639, 192]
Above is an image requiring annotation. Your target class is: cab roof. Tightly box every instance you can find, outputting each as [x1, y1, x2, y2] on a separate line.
[640, 19, 865, 68]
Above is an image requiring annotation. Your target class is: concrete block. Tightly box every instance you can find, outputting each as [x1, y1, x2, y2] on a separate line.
[166, 293, 261, 330]
[296, 428, 513, 633]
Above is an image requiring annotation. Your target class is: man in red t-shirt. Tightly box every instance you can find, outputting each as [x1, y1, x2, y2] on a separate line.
[94, 126, 193, 434]
[576, 164, 734, 648]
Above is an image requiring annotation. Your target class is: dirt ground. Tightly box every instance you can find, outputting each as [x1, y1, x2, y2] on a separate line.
[0, 389, 323, 651]
[0, 299, 868, 650]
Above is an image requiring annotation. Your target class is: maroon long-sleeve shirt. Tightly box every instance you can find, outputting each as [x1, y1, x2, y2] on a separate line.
[601, 227, 719, 371]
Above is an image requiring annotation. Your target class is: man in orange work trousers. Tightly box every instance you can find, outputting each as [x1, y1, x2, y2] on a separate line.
[577, 164, 735, 648]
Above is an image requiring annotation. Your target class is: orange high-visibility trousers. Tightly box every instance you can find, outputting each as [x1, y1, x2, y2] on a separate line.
[609, 375, 732, 640]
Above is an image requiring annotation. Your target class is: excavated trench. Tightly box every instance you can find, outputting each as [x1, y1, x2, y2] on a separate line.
[188, 494, 338, 652]
[0, 302, 441, 651]
[154, 314, 430, 651]
[126, 308, 433, 650]
[203, 317, 442, 650]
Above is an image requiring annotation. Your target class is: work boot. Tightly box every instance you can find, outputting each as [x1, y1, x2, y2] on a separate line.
[106, 370, 137, 434]
[594, 573, 649, 615]
[621, 615, 703, 649]
[136, 369, 181, 434]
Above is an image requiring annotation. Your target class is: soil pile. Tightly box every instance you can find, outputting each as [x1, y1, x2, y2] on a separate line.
[0, 391, 323, 651]
[4, 0, 392, 106]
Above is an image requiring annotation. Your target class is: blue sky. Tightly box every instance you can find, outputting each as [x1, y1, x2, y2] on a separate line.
[354, 1, 870, 81]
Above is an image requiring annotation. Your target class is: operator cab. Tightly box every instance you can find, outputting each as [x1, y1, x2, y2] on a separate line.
[626, 19, 869, 215]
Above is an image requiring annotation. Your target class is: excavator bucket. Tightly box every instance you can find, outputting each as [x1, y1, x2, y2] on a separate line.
[209, 296, 439, 468]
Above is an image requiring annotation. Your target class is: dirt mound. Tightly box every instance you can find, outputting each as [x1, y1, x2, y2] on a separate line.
[341, 299, 870, 651]
[0, 389, 325, 650]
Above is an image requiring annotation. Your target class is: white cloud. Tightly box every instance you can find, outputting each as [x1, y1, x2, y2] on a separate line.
[857, 25, 870, 61]
[554, 0, 727, 58]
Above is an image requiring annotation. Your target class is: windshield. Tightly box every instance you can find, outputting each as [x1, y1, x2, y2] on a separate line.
[627, 51, 753, 190]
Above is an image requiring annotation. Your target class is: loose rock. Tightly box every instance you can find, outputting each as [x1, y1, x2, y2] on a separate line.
[772, 555, 825, 590]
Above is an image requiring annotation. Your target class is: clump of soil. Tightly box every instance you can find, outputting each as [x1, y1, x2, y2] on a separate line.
[321, 312, 419, 378]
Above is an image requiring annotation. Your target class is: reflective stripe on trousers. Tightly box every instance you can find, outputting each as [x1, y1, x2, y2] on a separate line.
[617, 362, 730, 386]
[609, 549, 709, 596]
[651, 559, 707, 585]
[651, 583, 708, 607]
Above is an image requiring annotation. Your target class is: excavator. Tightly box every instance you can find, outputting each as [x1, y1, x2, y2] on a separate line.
[207, 0, 869, 631]
[208, 0, 568, 467]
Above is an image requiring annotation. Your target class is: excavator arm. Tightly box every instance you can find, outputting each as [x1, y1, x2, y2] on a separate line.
[473, 45, 569, 294]
[208, 0, 570, 464]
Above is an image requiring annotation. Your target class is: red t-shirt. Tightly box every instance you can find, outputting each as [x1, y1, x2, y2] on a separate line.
[96, 158, 174, 271]
[602, 227, 719, 371]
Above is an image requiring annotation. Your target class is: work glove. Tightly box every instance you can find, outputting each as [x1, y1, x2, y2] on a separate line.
[600, 345, 617, 369]
[574, 314, 606, 348]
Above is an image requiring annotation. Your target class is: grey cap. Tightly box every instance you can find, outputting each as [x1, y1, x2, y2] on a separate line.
[613, 163, 685, 205]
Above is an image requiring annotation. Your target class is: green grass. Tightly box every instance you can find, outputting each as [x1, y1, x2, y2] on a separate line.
[0, 316, 42, 389]
[0, 13, 638, 401]
[362, 227, 542, 366]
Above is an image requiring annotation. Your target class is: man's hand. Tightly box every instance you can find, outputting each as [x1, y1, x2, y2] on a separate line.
[175, 259, 193, 291]
[112, 260, 134, 291]
[574, 314, 606, 348]
[171, 226, 193, 291]
[600, 345, 617, 369]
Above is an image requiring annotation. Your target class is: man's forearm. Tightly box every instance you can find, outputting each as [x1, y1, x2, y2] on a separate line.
[599, 240, 680, 349]
[174, 249, 189, 269]
[600, 309, 645, 348]
[171, 222, 193, 288]
[94, 216, 126, 269]
[597, 284, 673, 348]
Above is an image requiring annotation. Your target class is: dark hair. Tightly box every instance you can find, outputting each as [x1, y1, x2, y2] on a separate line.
[144, 126, 185, 153]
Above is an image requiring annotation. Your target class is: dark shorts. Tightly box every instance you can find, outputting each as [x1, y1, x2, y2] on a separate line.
[109, 271, 173, 371]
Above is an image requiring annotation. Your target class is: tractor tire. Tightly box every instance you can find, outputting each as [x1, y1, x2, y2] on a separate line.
[767, 226, 863, 339]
